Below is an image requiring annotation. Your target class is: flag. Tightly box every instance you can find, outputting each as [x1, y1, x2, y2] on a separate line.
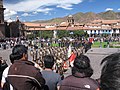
[67, 44, 72, 58]
[69, 52, 76, 62]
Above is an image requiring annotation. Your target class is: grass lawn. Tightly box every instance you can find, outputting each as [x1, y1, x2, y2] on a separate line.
[92, 41, 119, 48]
[92, 42, 107, 48]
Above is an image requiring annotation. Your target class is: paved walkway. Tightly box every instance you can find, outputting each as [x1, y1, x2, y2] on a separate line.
[85, 48, 120, 79]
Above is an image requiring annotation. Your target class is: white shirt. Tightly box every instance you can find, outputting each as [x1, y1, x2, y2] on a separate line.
[1, 66, 13, 90]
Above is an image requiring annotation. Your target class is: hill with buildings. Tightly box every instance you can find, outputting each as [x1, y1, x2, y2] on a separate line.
[33, 11, 120, 24]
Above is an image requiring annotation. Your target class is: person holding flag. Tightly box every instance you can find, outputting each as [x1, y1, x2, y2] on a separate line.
[69, 49, 76, 67]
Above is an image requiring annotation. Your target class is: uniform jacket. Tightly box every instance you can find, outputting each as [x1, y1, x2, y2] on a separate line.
[8, 60, 45, 90]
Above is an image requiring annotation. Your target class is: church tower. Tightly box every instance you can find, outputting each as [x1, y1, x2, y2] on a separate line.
[67, 15, 74, 26]
[0, 0, 5, 37]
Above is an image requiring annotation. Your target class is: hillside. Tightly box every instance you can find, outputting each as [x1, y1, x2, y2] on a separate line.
[33, 11, 120, 24]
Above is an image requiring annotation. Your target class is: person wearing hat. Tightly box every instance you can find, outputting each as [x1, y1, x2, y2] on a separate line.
[59, 54, 100, 90]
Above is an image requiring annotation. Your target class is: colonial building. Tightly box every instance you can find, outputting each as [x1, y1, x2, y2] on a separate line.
[1, 0, 120, 38]
[67, 15, 74, 27]
[0, 0, 5, 37]
[85, 20, 120, 37]
[3, 13, 120, 38]
[8, 18, 25, 37]
[0, 0, 24, 38]
[23, 16, 120, 37]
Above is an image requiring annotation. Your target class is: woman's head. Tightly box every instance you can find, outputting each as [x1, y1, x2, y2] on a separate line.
[10, 45, 28, 62]
[72, 54, 93, 77]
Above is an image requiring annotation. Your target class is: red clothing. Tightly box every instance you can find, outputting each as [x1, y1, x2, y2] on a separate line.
[69, 53, 76, 62]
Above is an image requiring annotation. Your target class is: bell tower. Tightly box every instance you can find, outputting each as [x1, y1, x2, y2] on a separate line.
[67, 15, 74, 26]
[0, 0, 5, 37]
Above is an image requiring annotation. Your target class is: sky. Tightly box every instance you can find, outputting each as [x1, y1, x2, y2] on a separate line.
[3, 0, 120, 22]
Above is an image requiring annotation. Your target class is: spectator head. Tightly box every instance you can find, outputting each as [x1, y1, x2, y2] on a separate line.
[100, 53, 120, 90]
[43, 55, 55, 69]
[72, 54, 93, 77]
[10, 45, 28, 62]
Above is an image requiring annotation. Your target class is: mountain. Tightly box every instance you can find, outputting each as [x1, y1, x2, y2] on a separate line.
[98, 11, 120, 20]
[33, 11, 120, 24]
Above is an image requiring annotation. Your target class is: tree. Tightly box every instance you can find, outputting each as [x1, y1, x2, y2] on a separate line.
[57, 30, 69, 38]
[39, 30, 53, 39]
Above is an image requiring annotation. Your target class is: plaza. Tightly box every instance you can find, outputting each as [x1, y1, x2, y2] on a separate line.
[0, 47, 120, 79]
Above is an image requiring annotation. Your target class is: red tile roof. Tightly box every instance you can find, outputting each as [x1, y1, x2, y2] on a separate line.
[23, 20, 120, 31]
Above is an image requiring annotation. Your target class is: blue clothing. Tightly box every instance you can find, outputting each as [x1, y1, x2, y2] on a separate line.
[41, 70, 61, 90]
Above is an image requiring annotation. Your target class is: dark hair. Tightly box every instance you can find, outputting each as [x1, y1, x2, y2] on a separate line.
[100, 53, 120, 90]
[43, 55, 55, 69]
[10, 45, 28, 61]
[72, 55, 93, 77]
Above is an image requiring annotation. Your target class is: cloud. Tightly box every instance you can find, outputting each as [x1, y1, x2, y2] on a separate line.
[5, 0, 83, 12]
[4, 0, 83, 19]
[57, 4, 73, 10]
[4, 9, 17, 20]
[32, 11, 38, 15]
[105, 8, 113, 11]
[36, 8, 53, 13]
[118, 8, 120, 10]
[21, 13, 31, 17]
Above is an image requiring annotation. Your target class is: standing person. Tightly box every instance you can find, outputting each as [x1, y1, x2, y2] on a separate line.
[69, 49, 76, 67]
[0, 57, 8, 88]
[100, 53, 120, 90]
[59, 55, 100, 90]
[6, 45, 45, 90]
[1, 55, 14, 89]
[41, 55, 62, 90]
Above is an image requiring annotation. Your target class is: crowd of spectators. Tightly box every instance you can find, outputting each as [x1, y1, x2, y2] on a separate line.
[1, 36, 120, 90]
[94, 36, 120, 42]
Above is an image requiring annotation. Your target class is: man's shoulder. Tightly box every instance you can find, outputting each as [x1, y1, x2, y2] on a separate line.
[42, 70, 61, 78]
